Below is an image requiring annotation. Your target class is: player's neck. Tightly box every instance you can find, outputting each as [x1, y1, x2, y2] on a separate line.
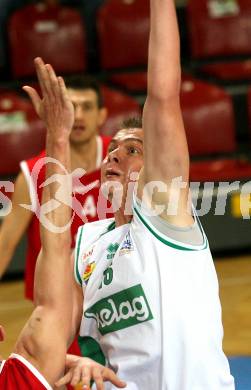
[114, 209, 133, 227]
[114, 193, 133, 227]
[70, 135, 98, 173]
[110, 185, 134, 227]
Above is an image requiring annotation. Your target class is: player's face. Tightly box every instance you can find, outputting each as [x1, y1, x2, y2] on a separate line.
[68, 88, 107, 145]
[101, 128, 144, 199]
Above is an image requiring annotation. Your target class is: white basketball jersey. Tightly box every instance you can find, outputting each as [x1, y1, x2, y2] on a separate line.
[75, 198, 235, 390]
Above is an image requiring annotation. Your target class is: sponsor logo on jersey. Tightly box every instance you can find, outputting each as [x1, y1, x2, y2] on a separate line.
[83, 248, 94, 262]
[83, 261, 96, 282]
[106, 243, 119, 260]
[119, 232, 134, 256]
[84, 284, 153, 335]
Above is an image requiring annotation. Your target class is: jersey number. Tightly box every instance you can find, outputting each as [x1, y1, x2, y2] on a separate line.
[99, 266, 113, 289]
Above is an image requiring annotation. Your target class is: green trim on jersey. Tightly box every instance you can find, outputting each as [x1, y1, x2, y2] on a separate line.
[133, 204, 207, 251]
[75, 226, 84, 285]
[78, 336, 106, 366]
[99, 220, 116, 238]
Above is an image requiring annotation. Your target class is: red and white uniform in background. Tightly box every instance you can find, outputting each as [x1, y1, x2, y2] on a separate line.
[0, 354, 52, 390]
[20, 135, 111, 301]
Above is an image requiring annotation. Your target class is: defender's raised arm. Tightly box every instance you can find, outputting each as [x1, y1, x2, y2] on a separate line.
[14, 58, 75, 384]
[1, 59, 126, 390]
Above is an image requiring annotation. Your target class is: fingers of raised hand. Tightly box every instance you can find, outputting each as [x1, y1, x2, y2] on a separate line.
[34, 57, 50, 97]
[58, 76, 70, 107]
[45, 63, 60, 102]
[34, 57, 62, 104]
[22, 86, 42, 117]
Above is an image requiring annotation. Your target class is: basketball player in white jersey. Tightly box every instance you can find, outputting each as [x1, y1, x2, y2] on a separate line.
[21, 0, 235, 389]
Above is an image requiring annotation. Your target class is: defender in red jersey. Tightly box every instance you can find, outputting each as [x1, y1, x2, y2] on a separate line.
[0, 77, 111, 384]
[21, 134, 111, 301]
[0, 76, 111, 299]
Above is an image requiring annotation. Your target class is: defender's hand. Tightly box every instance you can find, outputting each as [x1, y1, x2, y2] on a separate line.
[23, 57, 74, 142]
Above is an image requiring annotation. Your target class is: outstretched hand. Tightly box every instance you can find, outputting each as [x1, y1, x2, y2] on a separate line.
[23, 57, 74, 142]
[55, 354, 126, 390]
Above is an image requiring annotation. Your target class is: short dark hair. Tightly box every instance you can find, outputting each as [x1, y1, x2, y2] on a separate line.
[65, 75, 104, 108]
[121, 117, 143, 130]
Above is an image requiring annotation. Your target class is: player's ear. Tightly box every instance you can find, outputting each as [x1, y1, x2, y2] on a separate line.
[98, 107, 108, 127]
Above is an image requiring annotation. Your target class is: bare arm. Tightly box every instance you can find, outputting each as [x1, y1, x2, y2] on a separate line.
[0, 172, 33, 278]
[13, 60, 125, 389]
[14, 58, 77, 385]
[138, 0, 193, 226]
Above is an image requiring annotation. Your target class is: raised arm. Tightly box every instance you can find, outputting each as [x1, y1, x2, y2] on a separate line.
[139, 0, 192, 226]
[12, 59, 125, 390]
[14, 58, 77, 384]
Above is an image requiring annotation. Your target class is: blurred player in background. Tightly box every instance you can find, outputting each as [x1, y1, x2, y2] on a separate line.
[0, 76, 110, 299]
[0, 75, 111, 380]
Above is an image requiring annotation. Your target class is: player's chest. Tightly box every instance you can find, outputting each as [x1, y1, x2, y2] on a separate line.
[83, 228, 148, 300]
[83, 230, 156, 336]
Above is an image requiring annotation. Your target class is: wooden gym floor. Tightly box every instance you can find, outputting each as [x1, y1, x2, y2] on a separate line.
[0, 255, 251, 358]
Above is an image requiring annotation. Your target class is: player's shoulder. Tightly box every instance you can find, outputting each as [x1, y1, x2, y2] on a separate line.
[78, 218, 115, 240]
[132, 196, 207, 252]
[76, 218, 115, 254]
